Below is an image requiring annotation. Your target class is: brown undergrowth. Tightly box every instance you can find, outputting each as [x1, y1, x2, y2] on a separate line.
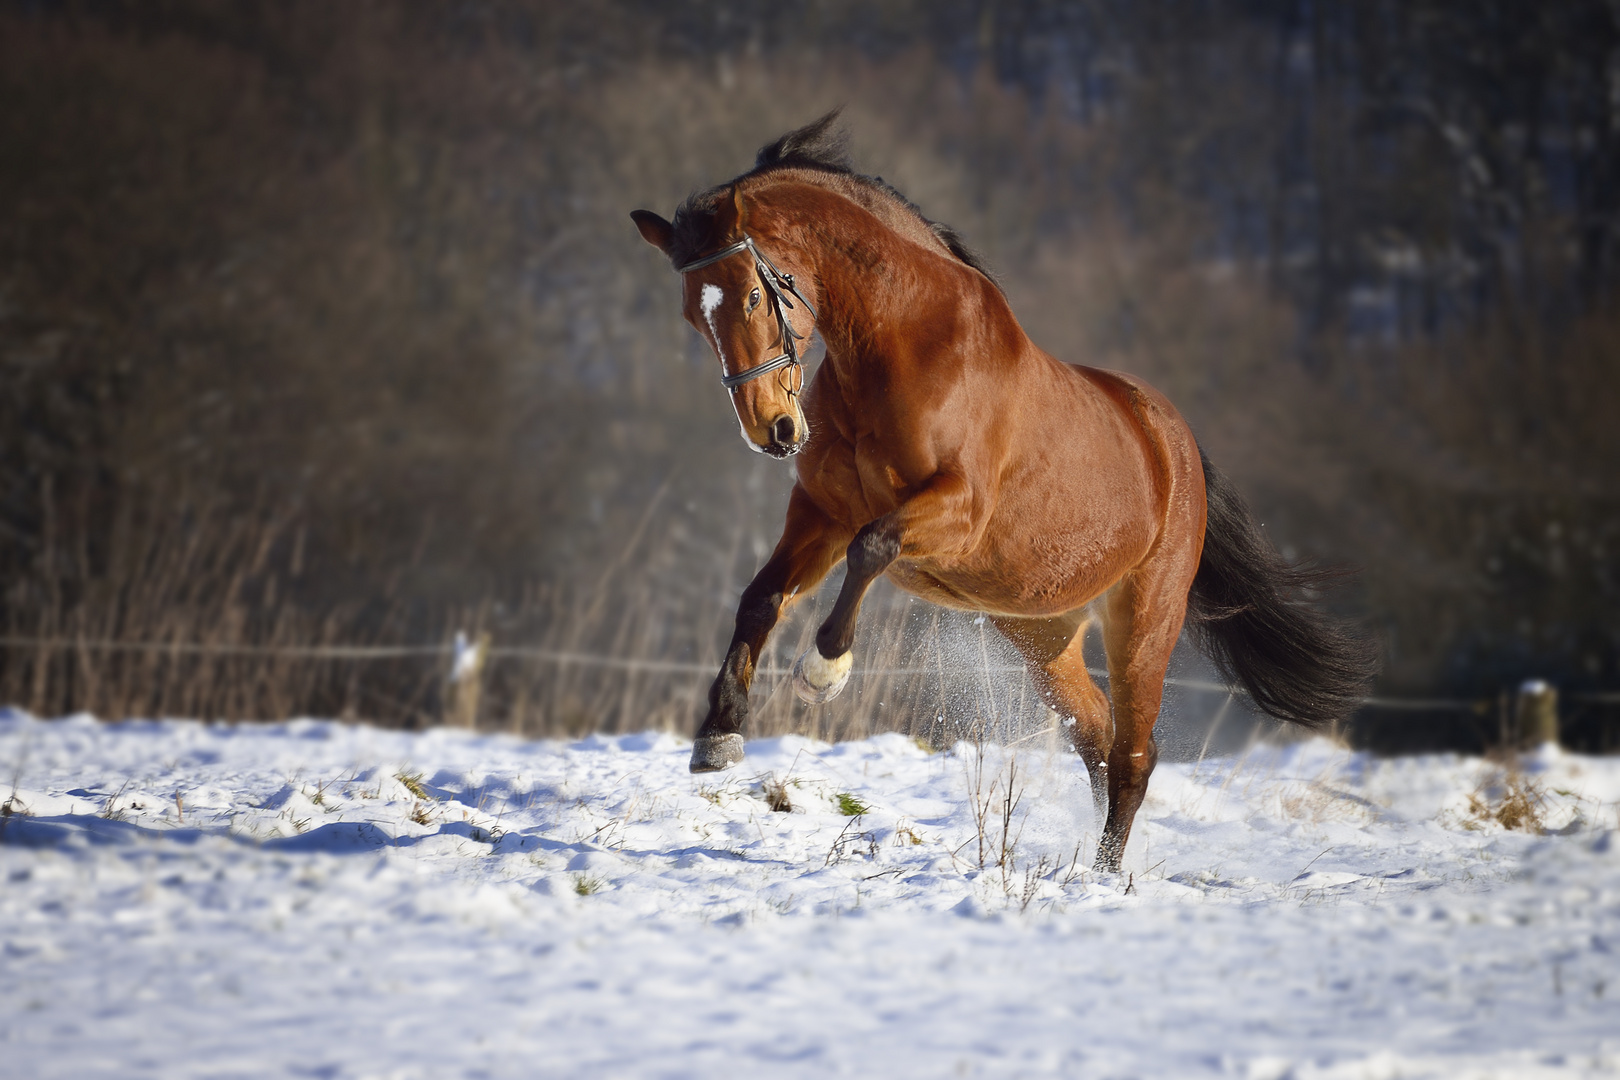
[0, 477, 1058, 744]
[1465, 761, 1549, 833]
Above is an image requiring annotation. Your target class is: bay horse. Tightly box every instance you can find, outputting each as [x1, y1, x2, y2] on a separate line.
[632, 114, 1373, 871]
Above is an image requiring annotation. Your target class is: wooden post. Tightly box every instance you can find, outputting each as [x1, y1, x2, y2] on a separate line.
[1514, 679, 1558, 749]
[446, 630, 490, 728]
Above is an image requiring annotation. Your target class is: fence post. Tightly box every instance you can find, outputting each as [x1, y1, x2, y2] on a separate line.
[446, 630, 490, 728]
[1514, 679, 1558, 749]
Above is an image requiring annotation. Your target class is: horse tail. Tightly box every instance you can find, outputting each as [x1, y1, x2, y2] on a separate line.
[1186, 448, 1378, 730]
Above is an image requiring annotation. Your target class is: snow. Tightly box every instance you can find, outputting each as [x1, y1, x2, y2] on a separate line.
[2, 709, 1618, 1078]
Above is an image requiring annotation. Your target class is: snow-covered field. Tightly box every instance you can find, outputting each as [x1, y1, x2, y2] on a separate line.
[1, 710, 1617, 1078]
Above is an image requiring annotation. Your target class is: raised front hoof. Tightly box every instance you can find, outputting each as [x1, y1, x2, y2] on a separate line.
[689, 733, 745, 773]
[792, 646, 853, 705]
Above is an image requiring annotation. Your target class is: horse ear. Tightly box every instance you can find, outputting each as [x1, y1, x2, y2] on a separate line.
[630, 210, 674, 253]
[703, 185, 748, 244]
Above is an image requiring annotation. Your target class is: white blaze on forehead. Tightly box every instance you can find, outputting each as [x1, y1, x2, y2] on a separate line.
[700, 283, 723, 319]
[697, 281, 766, 452]
[698, 283, 730, 371]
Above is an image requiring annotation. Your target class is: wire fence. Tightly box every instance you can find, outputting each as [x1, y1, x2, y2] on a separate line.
[4, 633, 1609, 711]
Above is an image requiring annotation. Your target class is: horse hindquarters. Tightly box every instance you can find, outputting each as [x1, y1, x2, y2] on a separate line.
[995, 374, 1207, 871]
[996, 532, 1199, 874]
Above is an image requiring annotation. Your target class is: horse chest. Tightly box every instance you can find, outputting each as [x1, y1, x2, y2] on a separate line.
[799, 435, 913, 526]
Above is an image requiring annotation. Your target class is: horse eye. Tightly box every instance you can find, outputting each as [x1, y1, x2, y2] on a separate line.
[748, 288, 761, 311]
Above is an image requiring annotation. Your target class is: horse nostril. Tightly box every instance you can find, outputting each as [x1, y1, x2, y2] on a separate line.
[771, 415, 798, 447]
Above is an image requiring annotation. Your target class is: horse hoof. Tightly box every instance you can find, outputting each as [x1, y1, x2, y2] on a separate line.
[689, 733, 744, 773]
[792, 647, 852, 705]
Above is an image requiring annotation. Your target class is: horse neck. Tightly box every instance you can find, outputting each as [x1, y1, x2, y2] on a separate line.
[772, 211, 986, 381]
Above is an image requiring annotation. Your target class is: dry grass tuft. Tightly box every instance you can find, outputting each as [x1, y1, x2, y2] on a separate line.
[395, 772, 429, 800]
[760, 776, 793, 813]
[1465, 765, 1548, 833]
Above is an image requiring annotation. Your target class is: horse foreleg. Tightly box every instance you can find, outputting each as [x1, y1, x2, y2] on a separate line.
[692, 487, 850, 772]
[790, 519, 895, 703]
[794, 472, 979, 704]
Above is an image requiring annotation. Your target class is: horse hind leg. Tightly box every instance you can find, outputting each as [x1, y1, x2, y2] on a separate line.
[992, 612, 1114, 838]
[1092, 561, 1196, 873]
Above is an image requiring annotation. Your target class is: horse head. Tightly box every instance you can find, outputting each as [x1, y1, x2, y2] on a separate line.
[632, 187, 813, 459]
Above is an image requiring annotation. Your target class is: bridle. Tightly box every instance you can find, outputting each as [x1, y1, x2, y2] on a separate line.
[677, 236, 816, 393]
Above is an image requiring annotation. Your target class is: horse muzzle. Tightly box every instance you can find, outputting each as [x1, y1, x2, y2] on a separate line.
[764, 413, 804, 457]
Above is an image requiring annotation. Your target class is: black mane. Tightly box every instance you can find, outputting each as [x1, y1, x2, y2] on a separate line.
[669, 111, 1000, 290]
[753, 110, 854, 172]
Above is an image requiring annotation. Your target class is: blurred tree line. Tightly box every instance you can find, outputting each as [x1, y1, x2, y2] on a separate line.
[1, 0, 1616, 747]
